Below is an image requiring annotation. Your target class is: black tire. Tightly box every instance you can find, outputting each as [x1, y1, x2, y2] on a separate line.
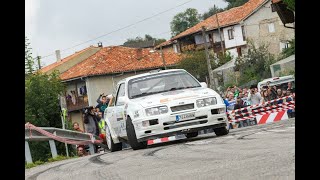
[185, 132, 198, 138]
[214, 126, 229, 136]
[105, 124, 122, 152]
[126, 117, 147, 150]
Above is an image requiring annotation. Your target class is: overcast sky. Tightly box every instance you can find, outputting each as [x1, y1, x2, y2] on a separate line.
[25, 0, 227, 67]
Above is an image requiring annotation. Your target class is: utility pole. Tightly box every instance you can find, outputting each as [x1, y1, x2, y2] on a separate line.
[36, 56, 41, 70]
[61, 108, 69, 157]
[160, 46, 167, 70]
[201, 26, 214, 89]
[216, 13, 225, 55]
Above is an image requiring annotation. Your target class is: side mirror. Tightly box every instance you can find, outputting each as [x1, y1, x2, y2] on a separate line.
[200, 82, 207, 88]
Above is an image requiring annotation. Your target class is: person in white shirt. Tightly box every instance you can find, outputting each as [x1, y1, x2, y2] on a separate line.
[247, 85, 262, 105]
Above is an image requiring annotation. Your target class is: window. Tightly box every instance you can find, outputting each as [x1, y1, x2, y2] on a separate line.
[115, 83, 125, 106]
[268, 23, 275, 33]
[228, 29, 234, 40]
[280, 41, 290, 52]
[241, 26, 246, 41]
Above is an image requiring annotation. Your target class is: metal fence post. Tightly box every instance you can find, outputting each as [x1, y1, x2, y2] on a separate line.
[25, 141, 33, 164]
[49, 140, 58, 158]
[88, 144, 95, 155]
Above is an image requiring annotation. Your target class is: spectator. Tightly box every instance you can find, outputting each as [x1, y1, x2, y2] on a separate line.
[261, 89, 271, 104]
[247, 85, 262, 105]
[73, 122, 84, 133]
[83, 106, 100, 153]
[276, 89, 282, 99]
[97, 112, 106, 144]
[269, 86, 277, 100]
[96, 93, 110, 117]
[77, 146, 88, 157]
[224, 87, 233, 99]
[234, 96, 249, 128]
[233, 86, 242, 98]
[287, 82, 294, 91]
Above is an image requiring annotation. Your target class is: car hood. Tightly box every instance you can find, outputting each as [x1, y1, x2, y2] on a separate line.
[130, 87, 219, 108]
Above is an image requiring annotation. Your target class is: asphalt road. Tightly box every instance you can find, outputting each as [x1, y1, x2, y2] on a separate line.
[25, 118, 295, 180]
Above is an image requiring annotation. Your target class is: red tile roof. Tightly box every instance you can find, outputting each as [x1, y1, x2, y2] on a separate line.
[172, 0, 267, 40]
[39, 46, 95, 73]
[60, 46, 182, 80]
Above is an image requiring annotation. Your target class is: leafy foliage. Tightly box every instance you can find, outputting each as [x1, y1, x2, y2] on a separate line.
[201, 5, 224, 20]
[224, 0, 249, 10]
[123, 34, 166, 47]
[170, 8, 201, 36]
[283, 0, 295, 11]
[25, 71, 67, 162]
[25, 37, 35, 75]
[279, 38, 295, 59]
[235, 42, 276, 86]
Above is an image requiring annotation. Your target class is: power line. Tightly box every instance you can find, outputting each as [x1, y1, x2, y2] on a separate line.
[41, 0, 195, 60]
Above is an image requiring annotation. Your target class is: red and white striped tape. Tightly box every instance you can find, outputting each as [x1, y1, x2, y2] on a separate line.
[228, 104, 295, 120]
[227, 96, 294, 115]
[228, 106, 294, 122]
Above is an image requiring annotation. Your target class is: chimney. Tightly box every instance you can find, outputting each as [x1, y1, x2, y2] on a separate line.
[98, 42, 103, 47]
[55, 50, 61, 61]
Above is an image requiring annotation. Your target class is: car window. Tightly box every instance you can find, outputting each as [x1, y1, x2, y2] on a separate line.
[115, 83, 125, 106]
[128, 71, 201, 99]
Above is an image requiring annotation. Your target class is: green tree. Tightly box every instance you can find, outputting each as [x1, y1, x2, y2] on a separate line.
[25, 71, 67, 162]
[25, 37, 35, 75]
[283, 0, 295, 11]
[280, 38, 295, 59]
[235, 42, 276, 85]
[123, 34, 166, 47]
[170, 8, 201, 36]
[201, 5, 224, 20]
[224, 0, 249, 10]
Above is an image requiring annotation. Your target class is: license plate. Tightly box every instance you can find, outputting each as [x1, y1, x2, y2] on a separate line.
[176, 113, 195, 122]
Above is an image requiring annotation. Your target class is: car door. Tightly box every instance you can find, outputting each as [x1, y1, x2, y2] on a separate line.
[114, 83, 127, 138]
[104, 95, 118, 134]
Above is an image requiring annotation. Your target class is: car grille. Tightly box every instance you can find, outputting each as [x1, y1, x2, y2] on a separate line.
[170, 103, 194, 112]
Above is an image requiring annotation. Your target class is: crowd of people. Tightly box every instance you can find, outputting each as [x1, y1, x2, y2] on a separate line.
[72, 93, 111, 156]
[223, 82, 295, 128]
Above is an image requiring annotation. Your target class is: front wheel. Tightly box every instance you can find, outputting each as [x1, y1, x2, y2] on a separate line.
[105, 124, 122, 152]
[214, 126, 229, 136]
[126, 117, 147, 150]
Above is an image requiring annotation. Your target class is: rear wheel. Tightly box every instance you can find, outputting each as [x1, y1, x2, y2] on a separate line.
[105, 124, 122, 152]
[185, 132, 198, 138]
[214, 126, 229, 136]
[126, 117, 147, 150]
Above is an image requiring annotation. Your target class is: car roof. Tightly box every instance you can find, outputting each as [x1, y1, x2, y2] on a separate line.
[118, 69, 188, 84]
[258, 75, 294, 84]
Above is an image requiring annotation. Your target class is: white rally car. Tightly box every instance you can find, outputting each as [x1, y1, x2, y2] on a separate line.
[104, 69, 229, 151]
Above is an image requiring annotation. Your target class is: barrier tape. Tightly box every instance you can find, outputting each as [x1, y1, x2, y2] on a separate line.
[227, 102, 295, 120]
[228, 106, 294, 122]
[227, 96, 294, 115]
[25, 122, 103, 145]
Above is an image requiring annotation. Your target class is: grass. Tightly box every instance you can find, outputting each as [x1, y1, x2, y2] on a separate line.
[25, 155, 78, 169]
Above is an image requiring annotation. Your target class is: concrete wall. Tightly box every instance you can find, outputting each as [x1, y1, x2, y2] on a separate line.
[243, 0, 295, 55]
[70, 111, 84, 131]
[223, 24, 247, 49]
[46, 47, 101, 74]
[226, 48, 238, 58]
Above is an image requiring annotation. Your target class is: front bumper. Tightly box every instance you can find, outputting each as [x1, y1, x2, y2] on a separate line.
[132, 104, 228, 142]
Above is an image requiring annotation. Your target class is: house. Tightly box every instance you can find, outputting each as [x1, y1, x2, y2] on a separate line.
[58, 46, 182, 129]
[39, 46, 101, 74]
[156, 0, 294, 57]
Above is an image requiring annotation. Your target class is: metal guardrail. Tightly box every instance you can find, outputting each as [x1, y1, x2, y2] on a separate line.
[25, 126, 108, 164]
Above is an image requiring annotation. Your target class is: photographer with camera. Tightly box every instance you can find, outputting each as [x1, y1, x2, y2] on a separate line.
[83, 106, 100, 153]
[247, 85, 262, 105]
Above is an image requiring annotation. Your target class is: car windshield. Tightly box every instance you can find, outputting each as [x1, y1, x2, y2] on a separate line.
[128, 71, 201, 99]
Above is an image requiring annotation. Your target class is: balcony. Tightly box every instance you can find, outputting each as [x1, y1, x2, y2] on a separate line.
[180, 41, 225, 53]
[66, 95, 89, 112]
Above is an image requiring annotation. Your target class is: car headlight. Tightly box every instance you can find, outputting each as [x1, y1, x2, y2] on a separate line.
[145, 106, 168, 116]
[196, 97, 217, 107]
